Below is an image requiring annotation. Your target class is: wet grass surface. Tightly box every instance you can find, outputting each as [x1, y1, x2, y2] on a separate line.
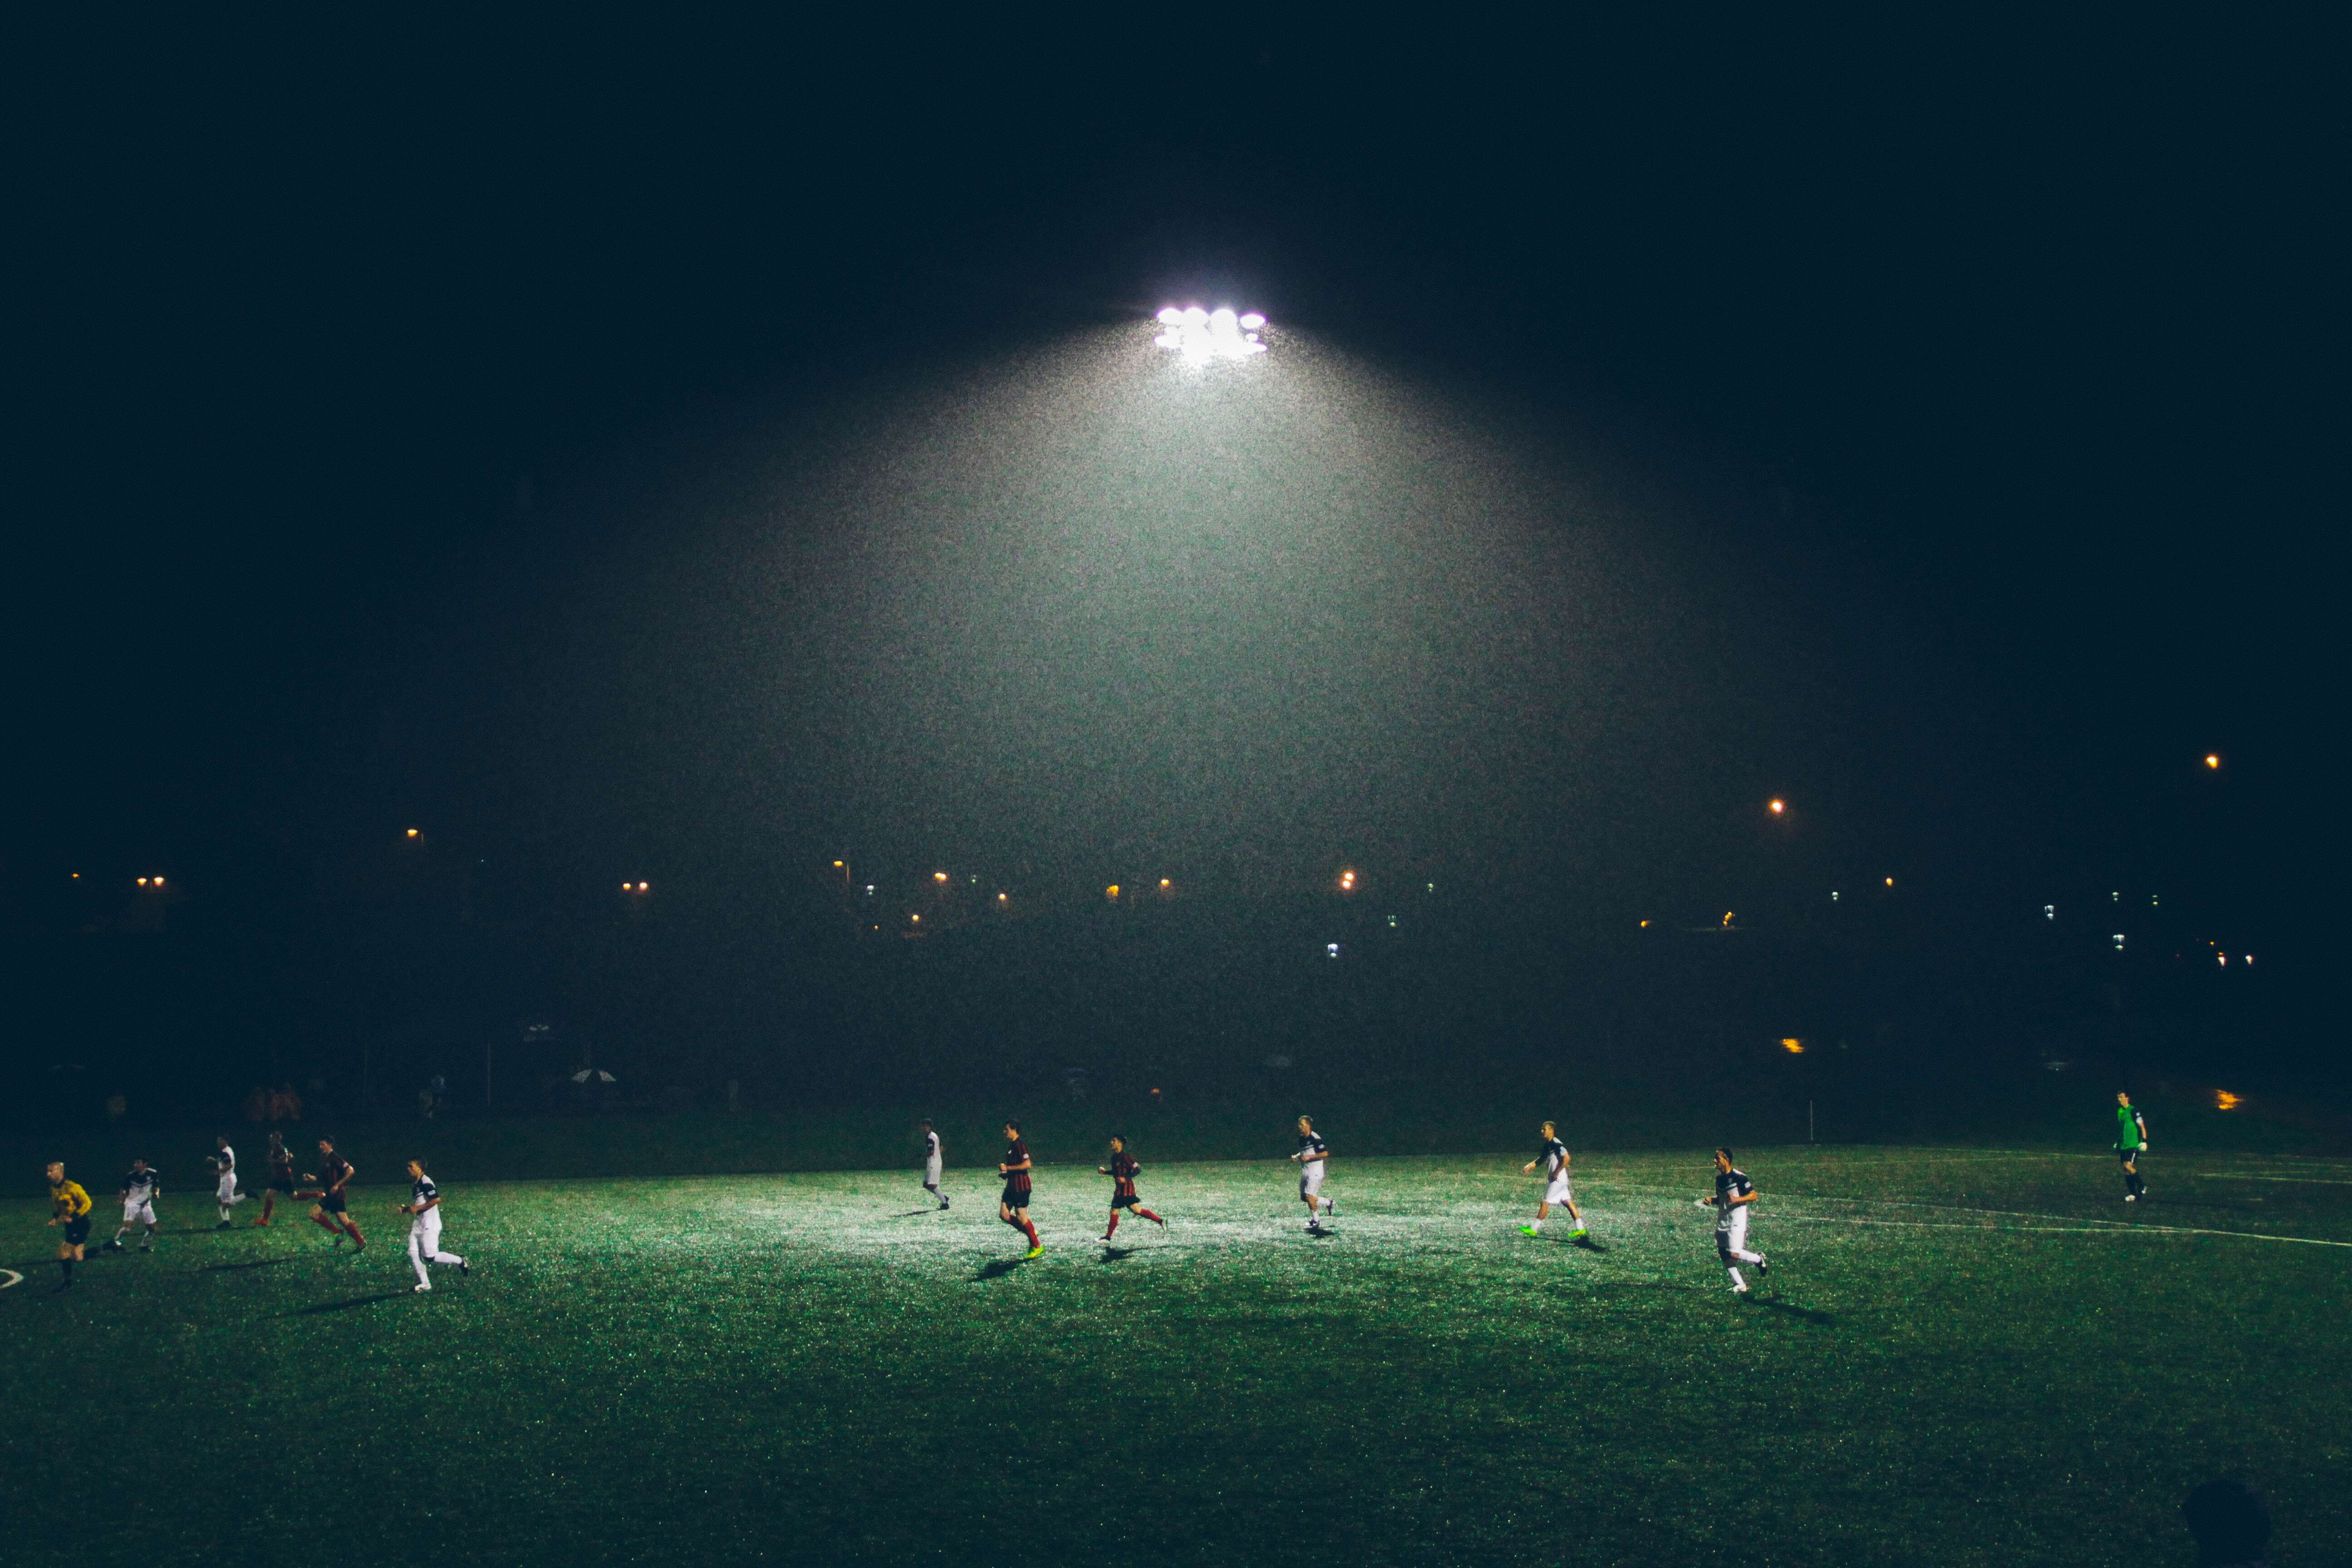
[7, 1145, 2348, 1565]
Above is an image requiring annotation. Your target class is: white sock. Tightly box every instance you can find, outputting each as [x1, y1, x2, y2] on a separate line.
[1528, 1218, 1543, 1230]
[1727, 1268, 1747, 1289]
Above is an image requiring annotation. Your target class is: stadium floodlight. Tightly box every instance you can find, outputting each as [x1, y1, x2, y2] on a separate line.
[1153, 303, 1270, 362]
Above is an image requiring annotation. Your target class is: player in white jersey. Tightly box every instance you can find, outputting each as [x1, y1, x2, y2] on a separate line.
[396, 1159, 469, 1292]
[1517, 1122, 1590, 1242]
[1696, 1147, 1768, 1294]
[919, 1119, 947, 1210]
[208, 1134, 248, 1228]
[1289, 1115, 1338, 1232]
[107, 1158, 163, 1251]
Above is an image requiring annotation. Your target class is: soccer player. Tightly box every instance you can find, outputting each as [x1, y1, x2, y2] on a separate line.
[256, 1131, 296, 1226]
[304, 1137, 366, 1251]
[1698, 1147, 1768, 1294]
[396, 1158, 469, 1292]
[107, 1158, 162, 1252]
[920, 1119, 947, 1210]
[995, 1121, 1043, 1258]
[46, 1161, 93, 1291]
[1097, 1134, 1166, 1240]
[208, 1134, 248, 1228]
[1518, 1122, 1589, 1242]
[1290, 1115, 1337, 1232]
[2115, 1091, 2151, 1202]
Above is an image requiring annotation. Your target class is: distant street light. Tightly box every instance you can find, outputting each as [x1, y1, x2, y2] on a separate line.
[406, 828, 421, 839]
[2205, 754, 2221, 769]
[1768, 799, 1785, 815]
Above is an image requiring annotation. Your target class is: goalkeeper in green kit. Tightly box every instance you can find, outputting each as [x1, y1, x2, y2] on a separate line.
[2114, 1091, 2150, 1202]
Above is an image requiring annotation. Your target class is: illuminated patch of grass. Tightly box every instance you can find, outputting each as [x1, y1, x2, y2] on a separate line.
[5, 1146, 2346, 1565]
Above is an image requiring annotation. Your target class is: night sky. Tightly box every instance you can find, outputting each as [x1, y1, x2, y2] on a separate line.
[15, 15, 2333, 980]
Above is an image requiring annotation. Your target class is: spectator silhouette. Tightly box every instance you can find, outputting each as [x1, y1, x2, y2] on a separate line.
[2182, 1478, 2270, 1567]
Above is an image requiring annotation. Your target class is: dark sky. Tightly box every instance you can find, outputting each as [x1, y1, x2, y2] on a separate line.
[14, 14, 2336, 934]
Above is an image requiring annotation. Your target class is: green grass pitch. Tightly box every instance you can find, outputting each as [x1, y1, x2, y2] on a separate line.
[7, 1145, 2347, 1566]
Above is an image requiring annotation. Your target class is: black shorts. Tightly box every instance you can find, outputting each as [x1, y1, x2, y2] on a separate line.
[1110, 1193, 1140, 1210]
[316, 1190, 348, 1214]
[2118, 1147, 2142, 1164]
[268, 1174, 296, 1195]
[1000, 1183, 1031, 1210]
[64, 1215, 92, 1246]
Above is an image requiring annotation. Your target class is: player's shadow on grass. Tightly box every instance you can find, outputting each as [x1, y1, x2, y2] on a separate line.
[203, 1256, 293, 1273]
[1749, 1296, 1835, 1326]
[969, 1259, 1027, 1282]
[282, 1290, 410, 1317]
[892, 1208, 944, 1219]
[1097, 1246, 1138, 1263]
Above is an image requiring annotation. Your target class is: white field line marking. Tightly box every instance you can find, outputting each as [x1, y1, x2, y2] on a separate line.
[0, 1269, 21, 1290]
[2205, 1174, 2352, 1185]
[1783, 1215, 2352, 1249]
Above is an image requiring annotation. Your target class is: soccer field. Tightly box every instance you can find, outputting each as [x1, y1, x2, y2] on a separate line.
[7, 1145, 2347, 1567]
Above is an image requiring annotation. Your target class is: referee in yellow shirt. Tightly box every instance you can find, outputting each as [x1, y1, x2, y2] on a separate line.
[46, 1162, 93, 1292]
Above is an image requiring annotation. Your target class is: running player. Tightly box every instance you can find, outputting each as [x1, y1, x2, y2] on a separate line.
[304, 1137, 366, 1251]
[256, 1131, 296, 1226]
[46, 1162, 93, 1291]
[1697, 1147, 1767, 1294]
[920, 1119, 947, 1210]
[2115, 1091, 2151, 1202]
[995, 1121, 1043, 1258]
[106, 1158, 162, 1252]
[1097, 1134, 1166, 1241]
[1518, 1121, 1589, 1242]
[207, 1134, 248, 1228]
[396, 1159, 469, 1293]
[1290, 1115, 1337, 1232]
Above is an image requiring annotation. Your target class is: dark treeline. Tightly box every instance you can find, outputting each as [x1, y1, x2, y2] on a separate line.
[6, 852, 2295, 1138]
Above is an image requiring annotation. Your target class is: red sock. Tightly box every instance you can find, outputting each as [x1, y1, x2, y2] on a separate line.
[1105, 1212, 1120, 1237]
[1023, 1220, 1040, 1247]
[312, 1213, 340, 1234]
[1137, 1208, 1162, 1223]
[343, 1222, 366, 1245]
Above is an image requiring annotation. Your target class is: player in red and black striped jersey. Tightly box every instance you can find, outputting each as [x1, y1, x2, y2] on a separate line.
[1096, 1135, 1165, 1241]
[995, 1122, 1043, 1258]
[256, 1131, 297, 1226]
[304, 1138, 367, 1251]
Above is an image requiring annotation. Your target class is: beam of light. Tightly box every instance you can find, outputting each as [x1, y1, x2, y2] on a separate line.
[1153, 303, 1269, 362]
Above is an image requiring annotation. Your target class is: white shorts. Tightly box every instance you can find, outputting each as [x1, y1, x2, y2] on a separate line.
[410, 1211, 443, 1249]
[123, 1199, 156, 1226]
[1299, 1163, 1326, 1198]
[1717, 1208, 1750, 1253]
[1544, 1176, 1575, 1208]
[216, 1172, 239, 1202]
[924, 1158, 943, 1187]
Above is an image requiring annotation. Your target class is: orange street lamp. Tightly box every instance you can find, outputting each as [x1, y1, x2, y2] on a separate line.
[406, 828, 421, 839]
[2204, 754, 2220, 769]
[1768, 799, 1785, 815]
